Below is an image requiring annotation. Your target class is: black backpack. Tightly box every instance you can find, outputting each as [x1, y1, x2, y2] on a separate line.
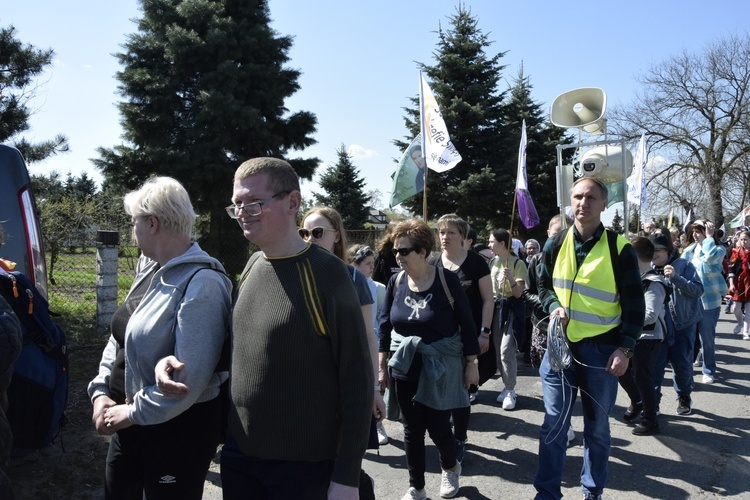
[0, 270, 68, 449]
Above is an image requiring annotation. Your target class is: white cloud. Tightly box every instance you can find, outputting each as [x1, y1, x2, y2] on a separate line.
[347, 144, 378, 159]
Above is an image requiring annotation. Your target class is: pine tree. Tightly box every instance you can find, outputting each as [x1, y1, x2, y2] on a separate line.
[0, 25, 68, 162]
[394, 5, 508, 231]
[93, 0, 318, 273]
[611, 209, 624, 233]
[315, 144, 370, 229]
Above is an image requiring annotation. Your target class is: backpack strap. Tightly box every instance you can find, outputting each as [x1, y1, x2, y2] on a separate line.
[436, 266, 454, 311]
[605, 229, 622, 292]
[0, 270, 67, 370]
[392, 270, 405, 299]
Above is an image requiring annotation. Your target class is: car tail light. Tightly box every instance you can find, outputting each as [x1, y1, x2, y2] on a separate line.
[19, 186, 48, 299]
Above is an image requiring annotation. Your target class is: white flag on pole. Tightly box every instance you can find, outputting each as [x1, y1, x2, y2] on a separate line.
[627, 133, 647, 209]
[419, 73, 462, 173]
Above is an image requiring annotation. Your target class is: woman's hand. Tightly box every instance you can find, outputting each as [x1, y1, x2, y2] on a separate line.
[663, 265, 676, 280]
[478, 335, 490, 355]
[372, 391, 385, 422]
[103, 404, 134, 432]
[501, 267, 515, 283]
[378, 353, 390, 389]
[464, 362, 479, 389]
[92, 395, 116, 435]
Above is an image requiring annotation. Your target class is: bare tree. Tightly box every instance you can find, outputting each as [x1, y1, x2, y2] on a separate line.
[612, 34, 750, 226]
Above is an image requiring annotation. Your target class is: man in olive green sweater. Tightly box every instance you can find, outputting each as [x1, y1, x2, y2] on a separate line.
[158, 158, 373, 499]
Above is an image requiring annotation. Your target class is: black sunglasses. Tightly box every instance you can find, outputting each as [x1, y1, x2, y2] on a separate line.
[392, 247, 416, 257]
[298, 226, 337, 240]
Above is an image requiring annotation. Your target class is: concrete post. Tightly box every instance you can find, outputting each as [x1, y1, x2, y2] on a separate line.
[96, 230, 120, 334]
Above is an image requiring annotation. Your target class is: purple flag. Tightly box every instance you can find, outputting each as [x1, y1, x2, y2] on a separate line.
[515, 120, 539, 229]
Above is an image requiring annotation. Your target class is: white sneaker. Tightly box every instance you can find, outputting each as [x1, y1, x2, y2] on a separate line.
[502, 390, 517, 410]
[567, 427, 575, 444]
[376, 421, 389, 445]
[743, 332, 750, 341]
[702, 373, 715, 384]
[496, 388, 509, 403]
[734, 323, 743, 335]
[401, 487, 427, 500]
[439, 462, 461, 498]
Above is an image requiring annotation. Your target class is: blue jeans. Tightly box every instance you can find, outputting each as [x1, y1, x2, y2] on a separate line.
[697, 307, 720, 376]
[654, 324, 695, 401]
[534, 342, 619, 500]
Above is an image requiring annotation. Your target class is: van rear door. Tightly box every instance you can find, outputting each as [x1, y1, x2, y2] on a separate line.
[0, 144, 48, 298]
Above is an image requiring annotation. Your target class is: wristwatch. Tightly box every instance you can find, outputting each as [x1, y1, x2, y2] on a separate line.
[617, 346, 634, 359]
[467, 358, 479, 365]
[480, 327, 491, 335]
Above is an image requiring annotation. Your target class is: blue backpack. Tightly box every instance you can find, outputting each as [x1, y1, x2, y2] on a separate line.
[0, 269, 68, 449]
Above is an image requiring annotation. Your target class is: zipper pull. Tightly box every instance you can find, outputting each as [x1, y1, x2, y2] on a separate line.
[26, 289, 33, 314]
[11, 275, 18, 298]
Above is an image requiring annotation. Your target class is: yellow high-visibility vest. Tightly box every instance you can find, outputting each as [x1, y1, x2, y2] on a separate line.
[552, 229, 629, 342]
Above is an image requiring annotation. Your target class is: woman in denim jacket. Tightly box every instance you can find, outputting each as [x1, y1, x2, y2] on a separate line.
[681, 220, 726, 384]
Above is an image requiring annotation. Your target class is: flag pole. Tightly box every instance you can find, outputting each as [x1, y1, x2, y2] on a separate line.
[419, 71, 428, 221]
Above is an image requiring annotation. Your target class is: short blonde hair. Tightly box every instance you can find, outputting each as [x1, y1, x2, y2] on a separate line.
[123, 177, 196, 237]
[437, 213, 469, 240]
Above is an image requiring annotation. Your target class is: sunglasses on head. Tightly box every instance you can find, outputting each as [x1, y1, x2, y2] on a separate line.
[354, 246, 373, 262]
[392, 247, 416, 257]
[298, 226, 337, 240]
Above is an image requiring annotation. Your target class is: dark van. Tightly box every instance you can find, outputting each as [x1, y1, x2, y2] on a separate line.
[0, 144, 48, 298]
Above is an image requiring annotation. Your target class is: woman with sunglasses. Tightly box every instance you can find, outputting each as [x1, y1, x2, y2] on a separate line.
[428, 214, 494, 465]
[348, 243, 390, 445]
[378, 219, 479, 500]
[300, 207, 385, 489]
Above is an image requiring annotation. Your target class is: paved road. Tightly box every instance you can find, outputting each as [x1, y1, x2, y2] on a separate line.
[203, 313, 750, 499]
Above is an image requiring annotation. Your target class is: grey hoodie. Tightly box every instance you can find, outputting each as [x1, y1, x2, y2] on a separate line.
[88, 242, 232, 426]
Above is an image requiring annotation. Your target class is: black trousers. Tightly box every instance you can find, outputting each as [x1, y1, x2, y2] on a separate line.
[394, 377, 456, 490]
[618, 339, 662, 424]
[105, 397, 221, 500]
[220, 437, 333, 500]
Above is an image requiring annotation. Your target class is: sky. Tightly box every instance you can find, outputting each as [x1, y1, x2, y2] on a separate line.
[5, 0, 750, 220]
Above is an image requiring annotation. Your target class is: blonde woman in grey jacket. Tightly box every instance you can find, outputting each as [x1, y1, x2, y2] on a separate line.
[88, 177, 232, 500]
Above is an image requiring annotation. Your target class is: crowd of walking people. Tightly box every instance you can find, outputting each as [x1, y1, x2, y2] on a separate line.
[83, 160, 745, 500]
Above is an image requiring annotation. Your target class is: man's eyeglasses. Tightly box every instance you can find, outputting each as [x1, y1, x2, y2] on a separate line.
[298, 226, 338, 240]
[225, 191, 290, 219]
[392, 247, 416, 257]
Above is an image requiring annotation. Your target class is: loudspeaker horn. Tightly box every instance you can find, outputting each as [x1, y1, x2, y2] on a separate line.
[578, 145, 633, 183]
[550, 88, 607, 134]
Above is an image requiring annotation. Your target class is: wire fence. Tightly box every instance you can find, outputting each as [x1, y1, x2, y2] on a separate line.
[47, 229, 387, 340]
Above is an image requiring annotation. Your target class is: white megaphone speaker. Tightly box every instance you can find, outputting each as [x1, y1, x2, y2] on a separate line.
[578, 145, 633, 183]
[550, 88, 607, 134]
